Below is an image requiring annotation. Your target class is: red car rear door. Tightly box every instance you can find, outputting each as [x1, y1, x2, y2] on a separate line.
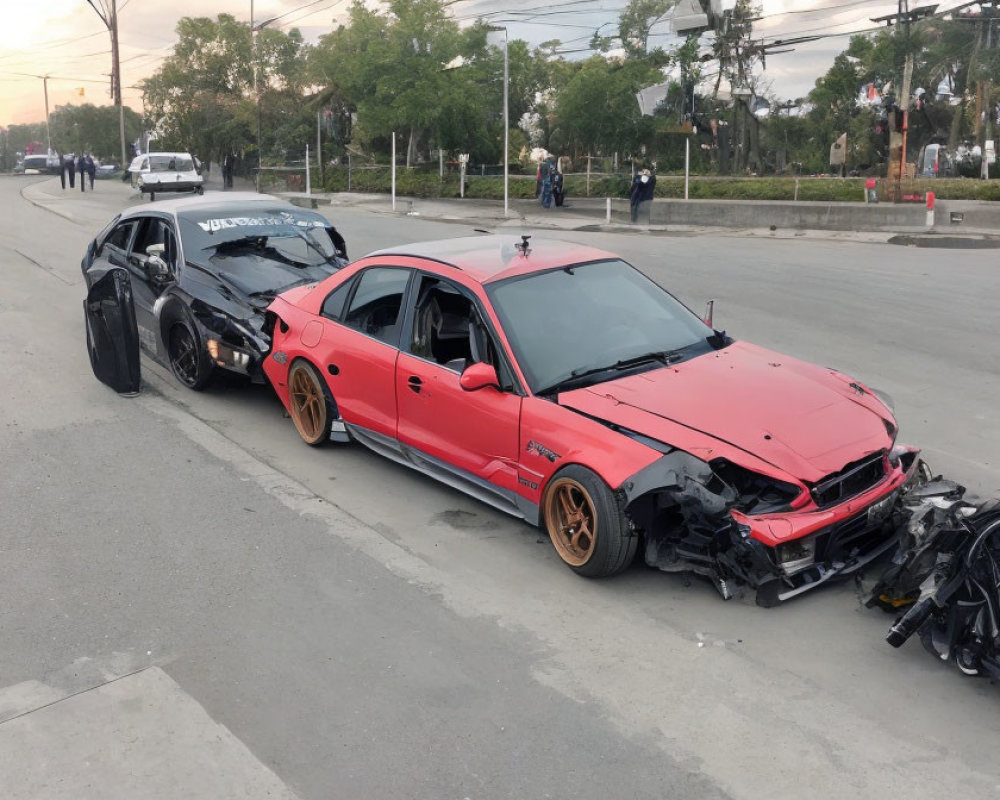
[395, 274, 521, 496]
[322, 266, 413, 439]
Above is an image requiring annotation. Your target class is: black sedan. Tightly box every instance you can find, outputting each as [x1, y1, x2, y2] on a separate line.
[82, 193, 347, 392]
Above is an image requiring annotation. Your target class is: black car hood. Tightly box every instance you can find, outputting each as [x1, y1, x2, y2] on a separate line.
[203, 253, 337, 299]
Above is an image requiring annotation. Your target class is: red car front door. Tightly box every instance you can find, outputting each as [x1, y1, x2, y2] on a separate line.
[395, 274, 521, 497]
[396, 353, 521, 493]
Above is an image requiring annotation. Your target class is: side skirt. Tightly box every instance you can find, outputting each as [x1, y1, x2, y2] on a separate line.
[344, 424, 539, 524]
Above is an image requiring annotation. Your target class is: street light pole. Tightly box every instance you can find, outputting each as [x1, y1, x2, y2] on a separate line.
[503, 27, 508, 218]
[251, 6, 279, 193]
[485, 25, 509, 216]
[43, 76, 51, 154]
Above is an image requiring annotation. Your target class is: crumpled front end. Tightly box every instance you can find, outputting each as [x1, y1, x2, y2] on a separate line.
[620, 444, 927, 605]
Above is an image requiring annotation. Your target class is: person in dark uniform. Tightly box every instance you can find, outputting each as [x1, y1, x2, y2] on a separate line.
[62, 153, 76, 189]
[629, 168, 655, 222]
[85, 154, 96, 189]
[77, 154, 88, 192]
[552, 158, 565, 207]
[223, 152, 236, 189]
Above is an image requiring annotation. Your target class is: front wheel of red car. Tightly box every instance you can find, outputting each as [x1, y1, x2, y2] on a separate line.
[288, 360, 334, 446]
[543, 465, 636, 577]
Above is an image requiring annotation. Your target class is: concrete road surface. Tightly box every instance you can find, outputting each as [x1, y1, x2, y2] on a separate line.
[1, 175, 998, 800]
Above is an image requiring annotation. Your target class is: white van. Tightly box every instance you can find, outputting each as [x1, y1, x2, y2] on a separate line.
[128, 151, 204, 200]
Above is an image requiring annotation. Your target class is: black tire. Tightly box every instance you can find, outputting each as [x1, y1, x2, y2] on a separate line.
[164, 311, 212, 390]
[195, 186, 204, 195]
[542, 464, 637, 577]
[287, 359, 334, 446]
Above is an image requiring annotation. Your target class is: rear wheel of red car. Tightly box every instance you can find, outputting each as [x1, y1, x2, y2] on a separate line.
[543, 465, 636, 577]
[288, 360, 334, 446]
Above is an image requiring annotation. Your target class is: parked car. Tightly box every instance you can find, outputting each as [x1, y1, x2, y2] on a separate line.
[18, 154, 59, 175]
[261, 235, 924, 604]
[82, 193, 347, 392]
[127, 151, 204, 199]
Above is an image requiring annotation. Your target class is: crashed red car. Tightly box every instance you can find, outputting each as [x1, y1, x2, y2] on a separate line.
[263, 235, 923, 605]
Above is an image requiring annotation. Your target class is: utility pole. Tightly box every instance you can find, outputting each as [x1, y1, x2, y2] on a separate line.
[872, 1, 938, 199]
[86, 0, 127, 168]
[43, 76, 51, 154]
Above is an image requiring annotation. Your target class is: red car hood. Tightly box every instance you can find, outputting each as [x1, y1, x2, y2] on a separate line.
[557, 341, 894, 484]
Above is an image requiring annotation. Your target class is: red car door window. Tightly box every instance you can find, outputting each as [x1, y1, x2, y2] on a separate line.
[343, 267, 410, 346]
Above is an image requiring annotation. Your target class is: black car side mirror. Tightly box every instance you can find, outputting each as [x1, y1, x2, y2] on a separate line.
[144, 244, 170, 281]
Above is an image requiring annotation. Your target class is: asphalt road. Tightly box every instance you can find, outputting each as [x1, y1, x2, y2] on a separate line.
[2, 175, 998, 800]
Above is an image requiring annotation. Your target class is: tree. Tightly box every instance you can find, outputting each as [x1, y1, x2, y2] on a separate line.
[141, 14, 311, 166]
[48, 104, 142, 162]
[618, 0, 677, 64]
[550, 56, 661, 157]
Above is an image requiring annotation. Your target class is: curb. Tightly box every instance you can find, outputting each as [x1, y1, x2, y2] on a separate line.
[887, 233, 1000, 249]
[20, 178, 83, 225]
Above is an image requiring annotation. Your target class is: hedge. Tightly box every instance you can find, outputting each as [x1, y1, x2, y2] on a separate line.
[321, 166, 1000, 202]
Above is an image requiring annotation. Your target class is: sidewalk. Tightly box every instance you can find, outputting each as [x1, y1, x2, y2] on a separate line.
[278, 189, 1000, 247]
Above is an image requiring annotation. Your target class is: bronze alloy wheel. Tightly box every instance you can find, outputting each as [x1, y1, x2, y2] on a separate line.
[289, 362, 329, 445]
[544, 477, 599, 567]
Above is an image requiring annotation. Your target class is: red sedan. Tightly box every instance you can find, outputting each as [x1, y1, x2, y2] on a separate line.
[263, 235, 923, 605]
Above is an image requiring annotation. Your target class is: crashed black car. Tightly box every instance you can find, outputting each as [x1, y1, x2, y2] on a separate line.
[82, 192, 347, 392]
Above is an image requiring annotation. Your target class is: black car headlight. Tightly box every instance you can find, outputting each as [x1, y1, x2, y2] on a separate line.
[206, 338, 252, 370]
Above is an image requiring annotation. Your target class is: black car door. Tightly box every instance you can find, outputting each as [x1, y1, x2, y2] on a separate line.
[83, 268, 141, 395]
[127, 215, 179, 356]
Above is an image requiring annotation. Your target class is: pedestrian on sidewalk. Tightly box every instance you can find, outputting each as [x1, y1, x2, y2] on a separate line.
[61, 153, 76, 190]
[85, 154, 96, 190]
[539, 156, 556, 209]
[629, 168, 655, 222]
[552, 157, 566, 207]
[223, 152, 236, 189]
[77, 154, 88, 192]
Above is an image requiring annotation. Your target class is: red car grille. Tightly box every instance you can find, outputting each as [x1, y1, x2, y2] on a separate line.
[810, 452, 886, 509]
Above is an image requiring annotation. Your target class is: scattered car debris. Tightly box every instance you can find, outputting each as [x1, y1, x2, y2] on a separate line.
[867, 479, 1000, 678]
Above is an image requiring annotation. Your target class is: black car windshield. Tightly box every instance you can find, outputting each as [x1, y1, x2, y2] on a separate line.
[149, 154, 194, 172]
[486, 259, 717, 394]
[179, 210, 342, 268]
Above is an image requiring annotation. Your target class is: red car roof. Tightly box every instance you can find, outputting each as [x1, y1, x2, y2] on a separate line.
[362, 235, 619, 284]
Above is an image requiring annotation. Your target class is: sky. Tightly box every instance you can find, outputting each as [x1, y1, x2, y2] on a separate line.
[0, 0, 954, 128]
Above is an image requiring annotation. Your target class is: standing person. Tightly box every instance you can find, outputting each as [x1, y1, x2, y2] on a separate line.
[57, 152, 66, 189]
[552, 157, 566, 207]
[539, 156, 555, 209]
[223, 152, 235, 189]
[77, 154, 88, 192]
[86, 154, 96, 189]
[629, 168, 655, 222]
[62, 153, 76, 190]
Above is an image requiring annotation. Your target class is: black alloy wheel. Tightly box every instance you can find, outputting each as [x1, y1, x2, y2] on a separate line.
[167, 319, 211, 390]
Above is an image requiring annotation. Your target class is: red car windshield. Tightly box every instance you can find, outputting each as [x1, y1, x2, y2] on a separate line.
[487, 259, 715, 394]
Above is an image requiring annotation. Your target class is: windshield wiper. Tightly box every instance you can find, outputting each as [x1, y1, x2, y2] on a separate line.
[536, 350, 684, 396]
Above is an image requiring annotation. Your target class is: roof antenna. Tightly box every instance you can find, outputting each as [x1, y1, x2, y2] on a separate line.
[514, 234, 531, 256]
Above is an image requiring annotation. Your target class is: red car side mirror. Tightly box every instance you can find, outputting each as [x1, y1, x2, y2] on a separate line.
[460, 362, 500, 392]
